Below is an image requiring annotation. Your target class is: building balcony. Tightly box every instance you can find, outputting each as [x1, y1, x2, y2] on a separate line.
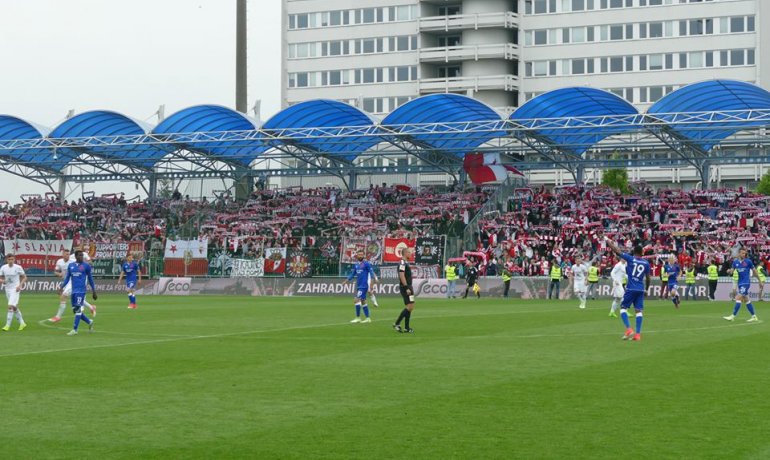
[420, 43, 518, 63]
[419, 74, 519, 94]
[419, 12, 518, 33]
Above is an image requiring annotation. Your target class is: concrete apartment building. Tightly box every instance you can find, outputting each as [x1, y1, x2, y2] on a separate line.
[280, 0, 770, 187]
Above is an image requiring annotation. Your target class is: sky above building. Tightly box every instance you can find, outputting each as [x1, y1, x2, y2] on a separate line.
[0, 0, 281, 202]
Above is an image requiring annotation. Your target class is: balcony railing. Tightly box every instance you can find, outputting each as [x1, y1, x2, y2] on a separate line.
[419, 75, 519, 93]
[419, 12, 518, 32]
[420, 43, 518, 63]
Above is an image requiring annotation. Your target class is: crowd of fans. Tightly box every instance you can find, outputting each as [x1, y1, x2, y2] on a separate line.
[2, 182, 769, 278]
[474, 183, 770, 277]
[0, 184, 489, 260]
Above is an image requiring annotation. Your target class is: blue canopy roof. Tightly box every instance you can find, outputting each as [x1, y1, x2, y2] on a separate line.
[153, 105, 262, 166]
[647, 80, 770, 152]
[382, 94, 503, 156]
[0, 115, 60, 171]
[50, 110, 163, 169]
[511, 87, 639, 155]
[262, 100, 378, 161]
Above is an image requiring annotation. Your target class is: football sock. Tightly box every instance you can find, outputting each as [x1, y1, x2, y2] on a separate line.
[80, 314, 92, 325]
[395, 308, 408, 325]
[355, 303, 361, 317]
[610, 300, 619, 312]
[84, 301, 92, 309]
[747, 303, 756, 315]
[129, 294, 136, 304]
[635, 312, 643, 333]
[404, 310, 411, 329]
[733, 302, 742, 316]
[6, 310, 13, 327]
[14, 309, 23, 324]
[370, 294, 378, 304]
[362, 305, 369, 318]
[56, 302, 66, 318]
[620, 309, 630, 328]
[73, 313, 81, 331]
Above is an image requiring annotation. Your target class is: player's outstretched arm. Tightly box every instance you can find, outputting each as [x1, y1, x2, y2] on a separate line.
[604, 237, 622, 256]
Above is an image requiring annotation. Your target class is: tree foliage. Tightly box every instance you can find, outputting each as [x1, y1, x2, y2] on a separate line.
[601, 168, 631, 194]
[758, 170, 770, 196]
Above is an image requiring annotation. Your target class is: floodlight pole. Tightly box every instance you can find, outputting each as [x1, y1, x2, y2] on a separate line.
[236, 0, 248, 113]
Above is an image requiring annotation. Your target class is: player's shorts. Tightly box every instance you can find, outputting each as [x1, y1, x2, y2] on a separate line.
[621, 290, 645, 310]
[400, 286, 415, 305]
[736, 284, 751, 297]
[612, 284, 625, 299]
[71, 293, 86, 313]
[668, 283, 679, 292]
[126, 280, 137, 290]
[5, 290, 20, 306]
[573, 281, 587, 293]
[62, 281, 72, 296]
[355, 287, 368, 301]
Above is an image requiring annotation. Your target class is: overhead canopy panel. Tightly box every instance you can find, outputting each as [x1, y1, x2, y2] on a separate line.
[49, 110, 164, 169]
[0, 115, 60, 172]
[153, 105, 263, 166]
[511, 87, 640, 155]
[382, 94, 504, 156]
[262, 100, 379, 161]
[647, 79, 770, 152]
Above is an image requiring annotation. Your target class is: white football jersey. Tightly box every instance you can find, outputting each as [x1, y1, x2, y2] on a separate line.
[611, 262, 627, 285]
[0, 264, 25, 291]
[572, 263, 589, 283]
[55, 258, 69, 276]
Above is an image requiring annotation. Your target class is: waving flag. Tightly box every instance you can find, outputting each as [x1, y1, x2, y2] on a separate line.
[464, 152, 524, 184]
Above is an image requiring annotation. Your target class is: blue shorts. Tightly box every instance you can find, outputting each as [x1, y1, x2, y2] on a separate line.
[126, 280, 137, 290]
[71, 293, 86, 312]
[668, 283, 679, 291]
[356, 287, 368, 301]
[621, 290, 645, 310]
[737, 284, 750, 296]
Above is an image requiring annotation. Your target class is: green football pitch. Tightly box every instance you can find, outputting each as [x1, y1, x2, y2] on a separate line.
[1, 294, 768, 459]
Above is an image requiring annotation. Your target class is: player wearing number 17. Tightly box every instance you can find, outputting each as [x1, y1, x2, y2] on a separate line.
[59, 250, 98, 336]
[605, 238, 651, 341]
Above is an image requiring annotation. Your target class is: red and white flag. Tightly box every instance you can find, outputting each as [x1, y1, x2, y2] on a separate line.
[164, 238, 209, 276]
[463, 153, 524, 185]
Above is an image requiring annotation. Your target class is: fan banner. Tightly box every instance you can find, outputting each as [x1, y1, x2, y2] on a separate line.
[164, 239, 209, 276]
[231, 258, 264, 278]
[6, 239, 73, 273]
[286, 249, 313, 278]
[264, 247, 287, 274]
[415, 236, 445, 265]
[382, 238, 415, 263]
[341, 238, 382, 264]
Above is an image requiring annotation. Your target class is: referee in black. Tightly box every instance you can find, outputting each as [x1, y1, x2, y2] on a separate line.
[393, 247, 415, 333]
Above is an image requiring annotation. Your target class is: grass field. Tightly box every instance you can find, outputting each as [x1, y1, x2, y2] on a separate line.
[1, 293, 768, 459]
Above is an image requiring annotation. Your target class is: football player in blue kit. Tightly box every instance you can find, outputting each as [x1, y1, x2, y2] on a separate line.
[606, 238, 651, 341]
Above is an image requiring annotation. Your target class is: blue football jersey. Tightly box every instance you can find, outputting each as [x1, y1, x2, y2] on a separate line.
[621, 253, 651, 292]
[122, 261, 140, 282]
[348, 260, 375, 290]
[732, 258, 754, 285]
[665, 264, 680, 285]
[62, 262, 95, 294]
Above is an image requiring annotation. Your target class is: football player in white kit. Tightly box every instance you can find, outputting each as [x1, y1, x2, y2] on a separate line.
[609, 257, 627, 318]
[49, 249, 71, 322]
[570, 253, 597, 309]
[69, 245, 96, 317]
[368, 272, 379, 308]
[0, 254, 27, 331]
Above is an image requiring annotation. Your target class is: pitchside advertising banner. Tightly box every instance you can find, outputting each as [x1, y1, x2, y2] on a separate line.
[21, 277, 764, 302]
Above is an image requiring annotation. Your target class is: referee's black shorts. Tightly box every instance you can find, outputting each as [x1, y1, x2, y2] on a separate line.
[400, 286, 414, 305]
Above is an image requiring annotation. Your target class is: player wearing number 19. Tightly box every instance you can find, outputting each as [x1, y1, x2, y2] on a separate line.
[605, 238, 651, 341]
[59, 250, 98, 336]
[723, 248, 760, 322]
